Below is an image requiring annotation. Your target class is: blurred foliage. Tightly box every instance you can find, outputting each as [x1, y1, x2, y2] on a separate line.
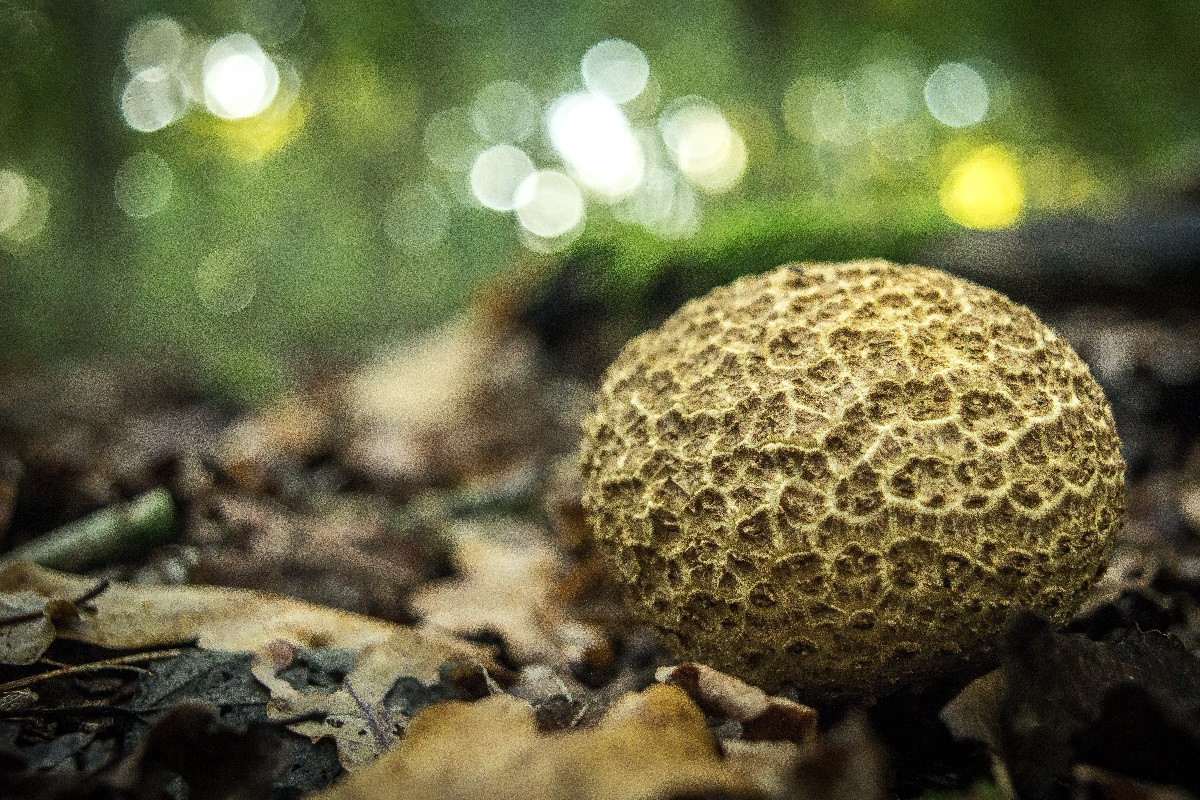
[1, 0, 1197, 395]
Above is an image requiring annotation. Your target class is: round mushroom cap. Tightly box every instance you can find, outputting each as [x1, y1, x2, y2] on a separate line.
[580, 260, 1125, 702]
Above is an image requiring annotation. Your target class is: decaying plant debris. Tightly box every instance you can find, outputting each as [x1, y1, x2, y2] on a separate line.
[1, 276, 1199, 800]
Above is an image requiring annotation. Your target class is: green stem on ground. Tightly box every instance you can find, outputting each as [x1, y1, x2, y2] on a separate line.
[1, 488, 175, 572]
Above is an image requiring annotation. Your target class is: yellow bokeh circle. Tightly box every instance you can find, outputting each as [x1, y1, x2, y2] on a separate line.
[940, 145, 1023, 229]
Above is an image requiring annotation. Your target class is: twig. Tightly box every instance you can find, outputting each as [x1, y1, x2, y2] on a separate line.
[0, 579, 110, 627]
[0, 647, 184, 693]
[0, 703, 145, 720]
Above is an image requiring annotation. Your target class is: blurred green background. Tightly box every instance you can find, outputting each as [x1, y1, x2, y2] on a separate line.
[2, 0, 1197, 395]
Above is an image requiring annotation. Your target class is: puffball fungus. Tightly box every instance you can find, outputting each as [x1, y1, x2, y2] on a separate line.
[579, 261, 1125, 702]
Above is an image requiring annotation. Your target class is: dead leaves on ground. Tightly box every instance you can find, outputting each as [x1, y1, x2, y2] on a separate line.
[657, 662, 818, 744]
[345, 313, 550, 487]
[314, 679, 890, 800]
[318, 685, 754, 800]
[411, 520, 610, 672]
[0, 591, 70, 665]
[188, 493, 428, 623]
[943, 611, 1200, 799]
[251, 633, 479, 769]
[0, 561, 502, 795]
[0, 552, 877, 800]
[5, 305, 1200, 800]
[0, 560, 428, 652]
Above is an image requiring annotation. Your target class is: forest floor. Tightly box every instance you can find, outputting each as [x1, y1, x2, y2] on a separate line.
[1, 269, 1200, 800]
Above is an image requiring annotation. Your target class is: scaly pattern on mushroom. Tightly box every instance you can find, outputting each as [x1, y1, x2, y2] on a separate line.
[579, 260, 1125, 702]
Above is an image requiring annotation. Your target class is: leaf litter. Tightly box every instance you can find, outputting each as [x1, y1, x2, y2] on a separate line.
[0, 290, 1199, 799]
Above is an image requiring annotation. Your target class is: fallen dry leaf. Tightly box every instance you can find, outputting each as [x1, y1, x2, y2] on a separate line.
[1073, 763, 1196, 800]
[0, 561, 447, 652]
[656, 662, 818, 744]
[190, 493, 423, 621]
[215, 392, 335, 493]
[107, 700, 287, 800]
[942, 611, 1200, 799]
[252, 632, 484, 769]
[411, 521, 608, 669]
[791, 711, 890, 800]
[723, 739, 805, 799]
[344, 313, 546, 486]
[0, 590, 62, 665]
[940, 669, 1008, 752]
[315, 683, 763, 800]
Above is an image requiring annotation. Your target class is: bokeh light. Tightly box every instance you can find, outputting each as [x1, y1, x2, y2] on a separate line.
[621, 75, 663, 123]
[782, 76, 871, 146]
[924, 62, 989, 127]
[121, 69, 187, 132]
[0, 170, 31, 235]
[199, 58, 305, 161]
[616, 166, 701, 239]
[658, 98, 747, 193]
[940, 145, 1023, 229]
[548, 92, 644, 198]
[858, 59, 921, 125]
[384, 183, 452, 254]
[581, 39, 650, 104]
[123, 17, 185, 74]
[0, 172, 49, 244]
[0, 0, 1188, 418]
[114, 151, 173, 219]
[811, 80, 865, 145]
[202, 33, 279, 120]
[515, 170, 584, 239]
[471, 80, 539, 143]
[470, 145, 535, 211]
[196, 249, 257, 314]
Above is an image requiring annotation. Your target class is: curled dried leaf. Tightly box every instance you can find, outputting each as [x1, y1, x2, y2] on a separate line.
[412, 522, 608, 670]
[656, 662, 818, 744]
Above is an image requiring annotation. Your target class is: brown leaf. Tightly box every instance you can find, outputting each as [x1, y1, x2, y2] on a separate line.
[1073, 764, 1197, 800]
[215, 392, 334, 493]
[344, 314, 546, 486]
[942, 611, 1200, 799]
[656, 662, 818, 744]
[190, 493, 423, 620]
[939, 668, 1008, 752]
[0, 591, 59, 665]
[0, 561, 462, 653]
[315, 684, 763, 800]
[252, 632, 484, 769]
[722, 739, 805, 799]
[412, 522, 607, 669]
[791, 712, 890, 800]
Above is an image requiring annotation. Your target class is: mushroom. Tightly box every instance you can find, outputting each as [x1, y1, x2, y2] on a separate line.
[579, 260, 1125, 702]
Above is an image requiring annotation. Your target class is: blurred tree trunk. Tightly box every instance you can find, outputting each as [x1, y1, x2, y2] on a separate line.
[42, 2, 124, 351]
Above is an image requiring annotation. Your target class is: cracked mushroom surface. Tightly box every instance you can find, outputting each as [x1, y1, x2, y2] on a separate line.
[579, 260, 1126, 702]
